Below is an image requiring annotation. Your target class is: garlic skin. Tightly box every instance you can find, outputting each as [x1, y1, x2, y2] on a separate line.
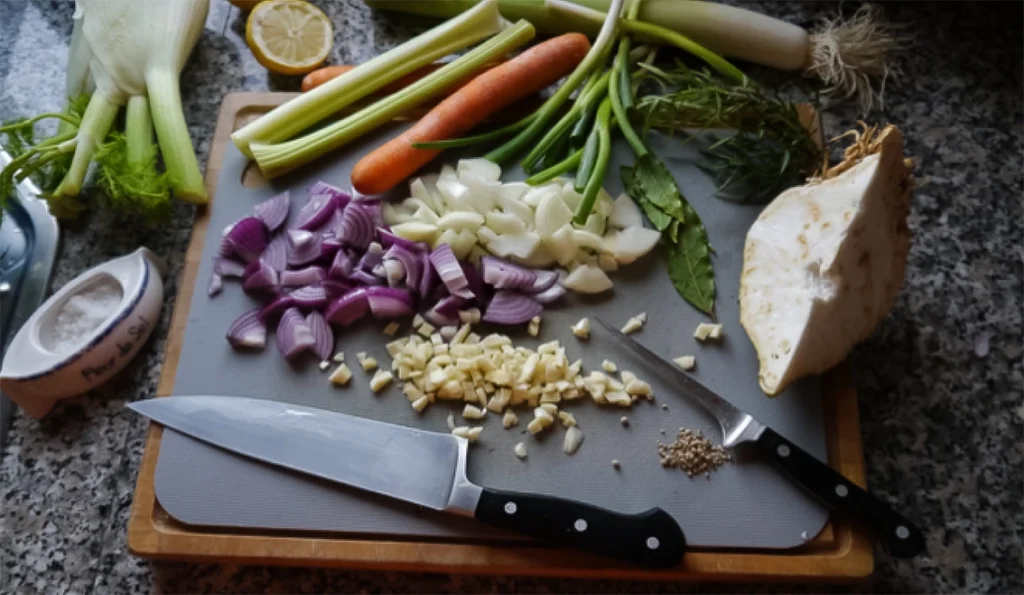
[740, 125, 912, 396]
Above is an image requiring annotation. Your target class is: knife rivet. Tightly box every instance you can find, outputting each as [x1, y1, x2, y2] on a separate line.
[835, 484, 849, 498]
[0, 282, 9, 293]
[504, 502, 517, 515]
[896, 525, 910, 539]
[646, 537, 660, 550]
[777, 445, 790, 457]
[574, 519, 588, 532]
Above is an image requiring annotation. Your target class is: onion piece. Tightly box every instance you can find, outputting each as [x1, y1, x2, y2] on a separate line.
[423, 306, 459, 327]
[385, 244, 423, 293]
[563, 264, 613, 294]
[305, 311, 334, 360]
[294, 188, 337, 231]
[365, 287, 415, 318]
[262, 233, 288, 271]
[329, 249, 356, 280]
[532, 283, 566, 304]
[429, 244, 473, 299]
[259, 295, 297, 324]
[482, 291, 543, 325]
[287, 229, 323, 267]
[320, 238, 342, 261]
[289, 284, 329, 308]
[378, 227, 427, 252]
[383, 259, 405, 286]
[434, 295, 471, 318]
[214, 257, 246, 278]
[359, 242, 385, 272]
[309, 181, 351, 212]
[321, 279, 354, 297]
[280, 267, 327, 287]
[227, 307, 267, 349]
[526, 269, 559, 294]
[461, 262, 487, 303]
[254, 191, 290, 231]
[480, 256, 537, 290]
[208, 273, 223, 296]
[488, 232, 540, 260]
[242, 259, 279, 292]
[326, 288, 370, 326]
[224, 216, 269, 263]
[338, 201, 377, 250]
[277, 308, 316, 359]
[350, 269, 385, 286]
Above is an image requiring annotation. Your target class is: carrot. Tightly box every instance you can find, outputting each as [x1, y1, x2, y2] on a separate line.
[351, 34, 591, 195]
[301, 63, 447, 93]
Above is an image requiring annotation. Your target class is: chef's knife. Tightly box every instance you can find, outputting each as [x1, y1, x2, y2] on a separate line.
[595, 318, 925, 559]
[130, 396, 685, 568]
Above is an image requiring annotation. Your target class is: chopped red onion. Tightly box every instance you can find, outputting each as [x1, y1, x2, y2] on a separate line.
[277, 308, 316, 359]
[309, 181, 351, 212]
[526, 269, 559, 294]
[322, 279, 354, 297]
[328, 249, 356, 281]
[242, 259, 279, 292]
[259, 295, 297, 324]
[434, 295, 470, 318]
[483, 291, 543, 325]
[214, 257, 246, 278]
[350, 269, 384, 286]
[378, 227, 427, 252]
[418, 251, 436, 298]
[338, 201, 377, 250]
[423, 307, 459, 327]
[227, 307, 267, 349]
[262, 233, 288, 271]
[254, 191, 290, 231]
[384, 244, 422, 292]
[532, 283, 566, 304]
[287, 229, 323, 267]
[480, 256, 537, 291]
[208, 273, 223, 296]
[461, 261, 487, 303]
[325, 288, 370, 326]
[429, 244, 473, 299]
[320, 238, 342, 261]
[280, 267, 326, 287]
[305, 311, 334, 360]
[365, 287, 414, 318]
[289, 284, 329, 309]
[294, 188, 337, 231]
[359, 241, 385, 272]
[224, 216, 268, 263]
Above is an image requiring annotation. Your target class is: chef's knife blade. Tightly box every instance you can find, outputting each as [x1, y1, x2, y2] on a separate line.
[595, 318, 925, 558]
[130, 396, 685, 568]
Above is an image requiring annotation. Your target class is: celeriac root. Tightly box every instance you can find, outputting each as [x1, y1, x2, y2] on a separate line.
[806, 5, 912, 115]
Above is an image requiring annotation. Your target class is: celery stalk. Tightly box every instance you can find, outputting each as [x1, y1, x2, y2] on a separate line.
[251, 21, 536, 179]
[233, 0, 505, 158]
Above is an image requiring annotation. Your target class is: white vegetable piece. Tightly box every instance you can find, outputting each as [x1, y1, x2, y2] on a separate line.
[571, 317, 590, 340]
[534, 191, 574, 238]
[563, 426, 584, 455]
[451, 426, 482, 442]
[572, 229, 605, 252]
[485, 211, 526, 235]
[558, 411, 577, 427]
[462, 404, 486, 420]
[562, 264, 613, 294]
[582, 213, 606, 237]
[328, 362, 353, 386]
[545, 224, 579, 266]
[502, 410, 518, 428]
[621, 312, 646, 335]
[674, 356, 696, 370]
[605, 227, 661, 265]
[609, 193, 643, 229]
[410, 395, 430, 412]
[457, 157, 501, 183]
[369, 370, 393, 393]
[498, 193, 534, 226]
[390, 221, 438, 243]
[601, 360, 617, 373]
[437, 211, 484, 232]
[514, 442, 528, 459]
[383, 322, 401, 336]
[332, 351, 346, 363]
[693, 323, 723, 342]
[527, 315, 542, 337]
[318, 360, 330, 372]
[488, 232, 541, 260]
[741, 126, 912, 396]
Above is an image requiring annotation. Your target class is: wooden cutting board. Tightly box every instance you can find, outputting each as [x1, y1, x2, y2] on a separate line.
[127, 92, 874, 581]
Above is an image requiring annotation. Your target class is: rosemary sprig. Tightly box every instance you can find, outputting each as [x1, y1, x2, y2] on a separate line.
[635, 64, 822, 204]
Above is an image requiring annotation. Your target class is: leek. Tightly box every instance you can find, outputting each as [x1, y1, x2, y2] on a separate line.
[251, 21, 537, 179]
[233, 0, 506, 158]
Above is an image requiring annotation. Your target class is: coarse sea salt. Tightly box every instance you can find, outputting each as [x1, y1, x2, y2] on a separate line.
[48, 279, 124, 354]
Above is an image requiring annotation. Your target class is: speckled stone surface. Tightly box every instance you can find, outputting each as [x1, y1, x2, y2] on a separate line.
[1, 1, 1021, 593]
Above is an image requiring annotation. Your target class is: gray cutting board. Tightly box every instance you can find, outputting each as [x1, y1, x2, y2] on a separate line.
[155, 123, 829, 549]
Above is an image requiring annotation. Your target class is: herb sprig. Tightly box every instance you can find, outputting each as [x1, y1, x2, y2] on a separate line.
[635, 64, 822, 204]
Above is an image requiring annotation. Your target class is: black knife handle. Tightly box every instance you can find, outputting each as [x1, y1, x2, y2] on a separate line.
[755, 427, 925, 558]
[475, 488, 685, 568]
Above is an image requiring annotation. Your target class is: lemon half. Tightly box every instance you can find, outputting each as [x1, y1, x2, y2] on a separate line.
[246, 0, 333, 76]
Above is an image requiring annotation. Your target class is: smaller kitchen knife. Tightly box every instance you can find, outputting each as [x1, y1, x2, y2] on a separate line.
[129, 396, 685, 568]
[595, 318, 925, 559]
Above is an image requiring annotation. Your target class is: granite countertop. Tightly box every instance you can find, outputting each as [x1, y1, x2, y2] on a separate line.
[1, 1, 1021, 593]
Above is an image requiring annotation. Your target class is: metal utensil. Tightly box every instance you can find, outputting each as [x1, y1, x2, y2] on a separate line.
[129, 395, 686, 568]
[595, 318, 925, 558]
